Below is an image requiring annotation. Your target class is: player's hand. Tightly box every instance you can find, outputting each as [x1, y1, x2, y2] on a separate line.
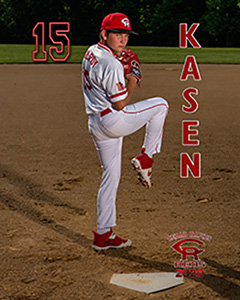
[117, 48, 142, 87]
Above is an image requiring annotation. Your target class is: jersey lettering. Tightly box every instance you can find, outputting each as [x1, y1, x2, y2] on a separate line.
[84, 50, 98, 68]
[116, 82, 125, 91]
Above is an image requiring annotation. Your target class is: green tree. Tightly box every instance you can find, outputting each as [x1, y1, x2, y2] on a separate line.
[201, 0, 240, 46]
[0, 0, 68, 43]
[0, 0, 8, 42]
[1, 0, 240, 46]
[146, 0, 206, 46]
[68, 0, 142, 45]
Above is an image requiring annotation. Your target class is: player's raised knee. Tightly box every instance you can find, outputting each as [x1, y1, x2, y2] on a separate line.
[159, 97, 169, 108]
[152, 97, 169, 111]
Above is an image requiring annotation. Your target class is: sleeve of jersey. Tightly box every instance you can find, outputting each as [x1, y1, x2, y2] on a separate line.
[102, 61, 128, 103]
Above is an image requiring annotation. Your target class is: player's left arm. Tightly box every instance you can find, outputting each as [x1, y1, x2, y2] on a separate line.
[112, 76, 137, 110]
[112, 49, 142, 110]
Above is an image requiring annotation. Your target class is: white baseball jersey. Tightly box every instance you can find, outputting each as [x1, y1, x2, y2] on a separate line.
[82, 42, 128, 115]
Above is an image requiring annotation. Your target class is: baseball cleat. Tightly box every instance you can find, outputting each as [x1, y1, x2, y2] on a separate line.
[92, 229, 132, 251]
[131, 152, 153, 188]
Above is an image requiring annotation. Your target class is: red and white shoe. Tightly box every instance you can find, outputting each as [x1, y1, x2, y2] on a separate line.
[92, 229, 132, 251]
[131, 151, 154, 188]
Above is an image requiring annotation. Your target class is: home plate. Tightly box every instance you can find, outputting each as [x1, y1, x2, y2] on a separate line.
[110, 272, 184, 294]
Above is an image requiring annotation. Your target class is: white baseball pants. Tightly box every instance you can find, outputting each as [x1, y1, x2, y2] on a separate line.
[88, 97, 169, 232]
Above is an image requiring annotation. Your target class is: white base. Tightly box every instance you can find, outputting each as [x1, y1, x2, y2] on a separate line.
[110, 272, 184, 294]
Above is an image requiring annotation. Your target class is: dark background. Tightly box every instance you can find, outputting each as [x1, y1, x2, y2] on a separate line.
[0, 0, 240, 46]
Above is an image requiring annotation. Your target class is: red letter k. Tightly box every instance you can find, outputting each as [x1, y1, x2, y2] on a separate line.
[180, 23, 201, 48]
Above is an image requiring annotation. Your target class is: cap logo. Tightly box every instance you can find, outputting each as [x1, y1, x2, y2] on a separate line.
[121, 18, 130, 27]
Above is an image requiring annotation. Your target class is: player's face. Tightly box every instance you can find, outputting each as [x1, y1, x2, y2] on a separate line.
[105, 32, 129, 53]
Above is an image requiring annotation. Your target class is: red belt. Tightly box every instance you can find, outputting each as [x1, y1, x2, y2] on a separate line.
[100, 108, 112, 117]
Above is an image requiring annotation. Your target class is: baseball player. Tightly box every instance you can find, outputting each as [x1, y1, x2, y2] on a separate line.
[82, 13, 169, 251]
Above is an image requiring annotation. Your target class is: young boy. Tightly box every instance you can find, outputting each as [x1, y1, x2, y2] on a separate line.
[82, 13, 168, 251]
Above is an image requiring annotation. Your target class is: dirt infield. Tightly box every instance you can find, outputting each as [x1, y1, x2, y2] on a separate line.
[0, 64, 239, 300]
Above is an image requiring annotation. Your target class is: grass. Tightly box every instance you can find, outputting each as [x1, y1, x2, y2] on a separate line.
[0, 44, 240, 64]
[131, 47, 240, 64]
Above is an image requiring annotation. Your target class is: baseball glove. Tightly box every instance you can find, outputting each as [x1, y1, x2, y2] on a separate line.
[117, 48, 142, 86]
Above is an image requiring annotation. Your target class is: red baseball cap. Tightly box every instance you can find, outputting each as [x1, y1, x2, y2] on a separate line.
[101, 13, 139, 35]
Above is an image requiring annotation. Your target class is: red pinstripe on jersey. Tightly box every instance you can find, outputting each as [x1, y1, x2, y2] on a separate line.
[109, 89, 128, 99]
[122, 103, 168, 114]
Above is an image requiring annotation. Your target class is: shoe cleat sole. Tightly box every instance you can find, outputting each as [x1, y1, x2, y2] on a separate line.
[131, 158, 152, 188]
[92, 239, 132, 251]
